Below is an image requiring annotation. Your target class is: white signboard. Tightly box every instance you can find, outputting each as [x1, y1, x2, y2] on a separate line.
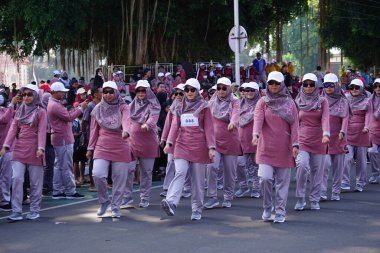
[228, 25, 248, 53]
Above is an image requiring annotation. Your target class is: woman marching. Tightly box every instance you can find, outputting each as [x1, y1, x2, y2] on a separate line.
[369, 78, 380, 184]
[320, 73, 349, 201]
[252, 71, 299, 223]
[86, 81, 134, 218]
[294, 73, 330, 211]
[161, 78, 215, 220]
[342, 79, 371, 192]
[204, 77, 241, 209]
[0, 84, 47, 220]
[123, 80, 161, 208]
[235, 82, 261, 198]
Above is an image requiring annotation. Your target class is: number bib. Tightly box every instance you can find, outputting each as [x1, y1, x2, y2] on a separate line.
[180, 113, 199, 127]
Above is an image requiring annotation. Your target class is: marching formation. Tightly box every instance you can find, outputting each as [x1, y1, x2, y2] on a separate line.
[1, 67, 380, 224]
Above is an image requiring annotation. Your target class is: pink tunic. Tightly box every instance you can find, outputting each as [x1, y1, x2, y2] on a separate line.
[239, 121, 256, 154]
[328, 115, 349, 154]
[47, 98, 82, 146]
[213, 98, 241, 155]
[3, 109, 47, 166]
[253, 99, 299, 168]
[298, 99, 330, 154]
[88, 104, 133, 163]
[129, 114, 159, 158]
[161, 112, 175, 154]
[347, 109, 371, 147]
[0, 106, 14, 147]
[167, 107, 215, 164]
[370, 114, 380, 145]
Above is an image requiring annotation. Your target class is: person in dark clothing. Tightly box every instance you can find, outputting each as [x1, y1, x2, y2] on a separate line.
[282, 64, 293, 88]
[67, 78, 79, 106]
[94, 68, 105, 89]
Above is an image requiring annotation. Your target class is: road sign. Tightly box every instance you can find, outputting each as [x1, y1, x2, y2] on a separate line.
[228, 25, 248, 53]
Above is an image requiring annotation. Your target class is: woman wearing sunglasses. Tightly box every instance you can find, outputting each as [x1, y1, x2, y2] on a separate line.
[252, 71, 299, 223]
[161, 78, 215, 220]
[124, 80, 161, 208]
[0, 84, 47, 220]
[320, 73, 349, 201]
[160, 84, 185, 197]
[235, 82, 261, 198]
[205, 77, 241, 209]
[368, 78, 380, 184]
[86, 81, 134, 218]
[294, 73, 330, 211]
[342, 79, 371, 192]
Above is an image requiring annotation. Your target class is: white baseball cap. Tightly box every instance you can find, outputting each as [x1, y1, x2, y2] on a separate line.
[324, 73, 339, 83]
[350, 79, 363, 87]
[185, 78, 201, 90]
[20, 84, 39, 93]
[302, 73, 318, 82]
[373, 78, 380, 84]
[175, 83, 185, 91]
[158, 72, 165, 77]
[217, 77, 232, 86]
[245, 82, 260, 90]
[199, 63, 205, 67]
[210, 85, 217, 91]
[165, 72, 172, 77]
[216, 64, 223, 68]
[53, 70, 60, 75]
[103, 81, 117, 90]
[51, 82, 69, 92]
[240, 63, 245, 67]
[226, 63, 231, 67]
[267, 71, 284, 83]
[77, 88, 86, 94]
[135, 80, 150, 89]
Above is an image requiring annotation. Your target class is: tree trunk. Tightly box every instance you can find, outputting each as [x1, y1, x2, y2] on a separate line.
[60, 45, 66, 71]
[319, 0, 329, 70]
[275, 20, 283, 63]
[76, 50, 81, 77]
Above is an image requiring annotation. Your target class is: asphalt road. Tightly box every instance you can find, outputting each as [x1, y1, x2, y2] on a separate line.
[0, 167, 379, 253]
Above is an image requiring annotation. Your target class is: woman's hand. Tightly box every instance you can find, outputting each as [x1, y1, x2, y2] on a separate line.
[252, 135, 259, 146]
[292, 147, 299, 158]
[362, 128, 369, 134]
[36, 149, 44, 158]
[163, 144, 170, 154]
[86, 150, 93, 160]
[209, 149, 215, 160]
[322, 135, 330, 144]
[141, 124, 149, 132]
[338, 132, 344, 140]
[122, 131, 129, 139]
[0, 147, 7, 157]
[227, 123, 235, 132]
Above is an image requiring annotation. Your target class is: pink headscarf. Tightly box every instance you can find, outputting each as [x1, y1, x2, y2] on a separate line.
[262, 82, 295, 124]
[322, 85, 348, 118]
[347, 86, 369, 112]
[178, 90, 208, 116]
[91, 88, 125, 130]
[209, 85, 234, 122]
[239, 90, 260, 127]
[15, 88, 42, 126]
[130, 87, 161, 124]
[295, 86, 324, 111]
[371, 93, 380, 120]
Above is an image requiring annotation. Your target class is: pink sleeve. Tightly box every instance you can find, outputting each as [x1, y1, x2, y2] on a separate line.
[121, 104, 130, 134]
[3, 119, 18, 148]
[146, 114, 159, 130]
[253, 99, 265, 136]
[88, 117, 100, 151]
[0, 107, 14, 124]
[203, 108, 216, 149]
[54, 103, 83, 122]
[341, 104, 349, 134]
[37, 110, 47, 150]
[321, 99, 330, 136]
[365, 102, 372, 130]
[167, 115, 180, 145]
[291, 103, 299, 146]
[161, 113, 173, 141]
[231, 98, 240, 127]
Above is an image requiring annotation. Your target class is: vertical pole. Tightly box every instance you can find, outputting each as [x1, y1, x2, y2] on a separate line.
[234, 0, 240, 86]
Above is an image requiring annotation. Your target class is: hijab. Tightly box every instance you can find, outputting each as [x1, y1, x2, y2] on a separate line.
[295, 86, 324, 111]
[129, 87, 161, 124]
[15, 88, 42, 126]
[322, 84, 348, 118]
[239, 90, 260, 127]
[209, 85, 234, 122]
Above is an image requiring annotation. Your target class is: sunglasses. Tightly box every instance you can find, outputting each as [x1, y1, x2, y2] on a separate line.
[244, 88, 256, 92]
[302, 82, 315, 88]
[22, 92, 34, 97]
[209, 91, 215, 96]
[350, 85, 361, 90]
[103, 89, 115, 95]
[217, 86, 227, 91]
[239, 87, 245, 92]
[135, 89, 146, 94]
[174, 92, 184, 97]
[374, 83, 380, 89]
[323, 83, 335, 88]
[184, 87, 197, 93]
[268, 80, 281, 86]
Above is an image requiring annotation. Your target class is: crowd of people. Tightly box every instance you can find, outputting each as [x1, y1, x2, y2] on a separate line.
[1, 55, 380, 223]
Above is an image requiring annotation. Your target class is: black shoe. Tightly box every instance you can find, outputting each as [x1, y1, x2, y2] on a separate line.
[0, 203, 12, 212]
[52, 193, 67, 200]
[66, 193, 85, 199]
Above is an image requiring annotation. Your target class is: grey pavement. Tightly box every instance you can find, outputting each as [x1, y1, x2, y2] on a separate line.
[0, 167, 379, 253]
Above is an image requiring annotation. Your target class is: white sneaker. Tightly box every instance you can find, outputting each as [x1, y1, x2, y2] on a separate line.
[26, 212, 40, 220]
[120, 196, 133, 209]
[273, 214, 286, 223]
[369, 176, 379, 184]
[234, 188, 250, 198]
[191, 211, 202, 220]
[262, 208, 272, 221]
[310, 201, 320, 210]
[204, 198, 219, 209]
[97, 201, 110, 217]
[8, 212, 23, 221]
[139, 199, 150, 208]
[294, 198, 306, 211]
[222, 200, 232, 208]
[111, 209, 121, 218]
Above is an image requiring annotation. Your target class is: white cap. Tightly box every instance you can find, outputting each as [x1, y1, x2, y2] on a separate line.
[226, 63, 231, 67]
[240, 63, 244, 67]
[216, 64, 223, 68]
[185, 78, 201, 90]
[135, 80, 150, 89]
[112, 72, 118, 77]
[210, 85, 217, 91]
[158, 72, 165, 77]
[199, 63, 205, 67]
[51, 82, 69, 92]
[77, 88, 86, 94]
[103, 81, 117, 90]
[374, 78, 380, 84]
[116, 71, 124, 75]
[217, 77, 232, 86]
[165, 72, 172, 77]
[53, 70, 60, 75]
[267, 71, 284, 83]
[87, 89, 92, 96]
[324, 73, 339, 83]
[231, 82, 238, 87]
[271, 59, 276, 63]
[175, 83, 185, 91]
[350, 79, 363, 87]
[21, 84, 39, 93]
[246, 82, 260, 90]
[302, 73, 318, 82]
